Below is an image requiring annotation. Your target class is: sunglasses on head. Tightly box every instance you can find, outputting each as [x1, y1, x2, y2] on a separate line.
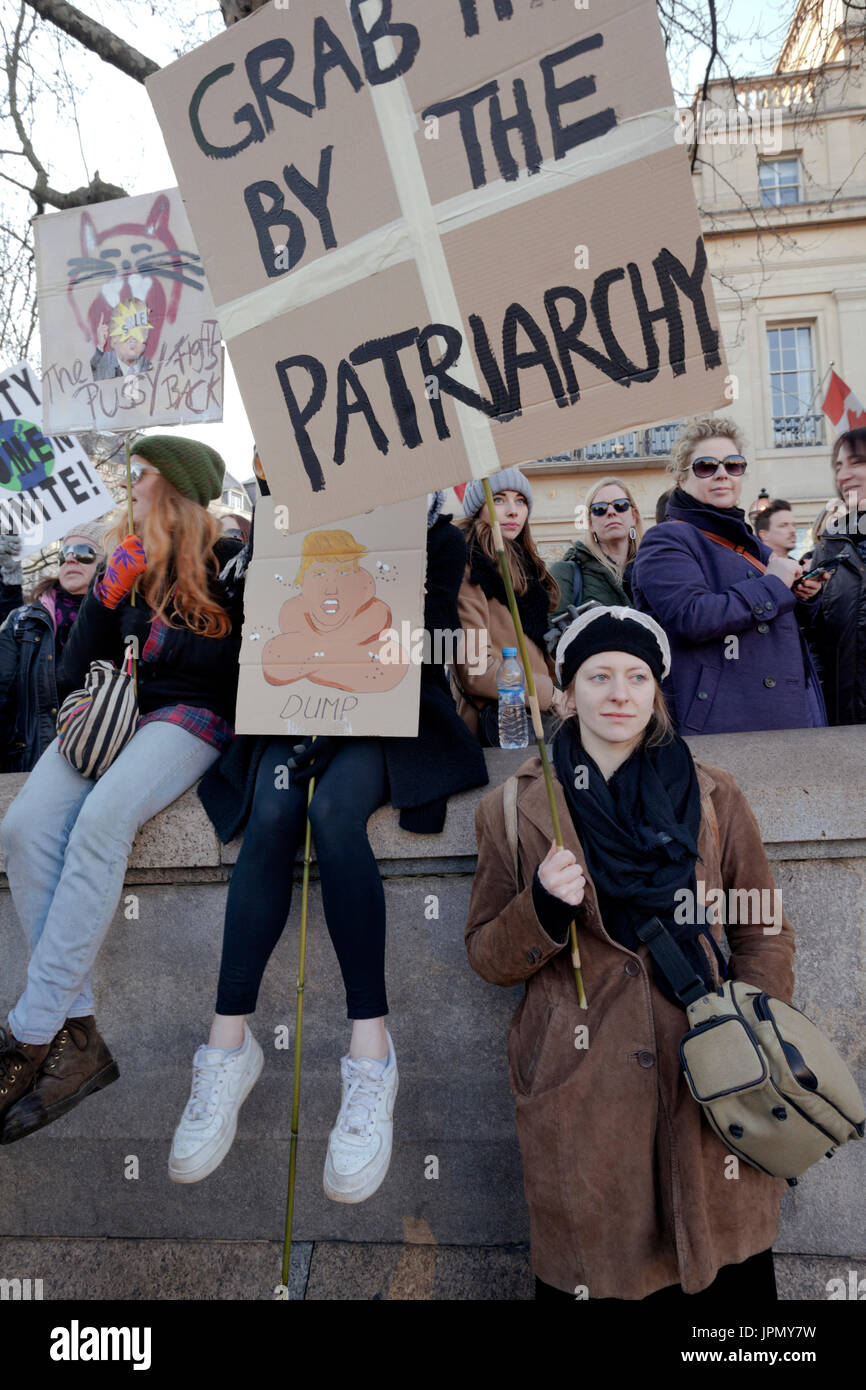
[59, 543, 98, 565]
[690, 455, 748, 478]
[590, 498, 631, 517]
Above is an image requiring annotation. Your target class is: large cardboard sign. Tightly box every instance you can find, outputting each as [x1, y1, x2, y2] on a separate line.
[34, 188, 224, 434]
[236, 495, 425, 737]
[0, 362, 115, 554]
[148, 0, 728, 531]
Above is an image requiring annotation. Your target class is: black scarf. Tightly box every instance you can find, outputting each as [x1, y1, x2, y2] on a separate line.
[666, 485, 764, 560]
[466, 539, 552, 650]
[552, 721, 719, 1007]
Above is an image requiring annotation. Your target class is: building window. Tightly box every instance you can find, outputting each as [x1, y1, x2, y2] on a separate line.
[229, 490, 243, 508]
[767, 325, 824, 447]
[759, 157, 800, 206]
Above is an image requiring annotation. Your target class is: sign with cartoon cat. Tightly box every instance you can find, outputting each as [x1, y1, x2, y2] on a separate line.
[236, 495, 425, 738]
[34, 188, 224, 434]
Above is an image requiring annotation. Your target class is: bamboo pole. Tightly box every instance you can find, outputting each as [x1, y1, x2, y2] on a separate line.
[281, 769, 316, 1289]
[481, 477, 587, 1009]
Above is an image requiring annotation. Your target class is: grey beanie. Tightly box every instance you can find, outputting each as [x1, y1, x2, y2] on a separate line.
[62, 519, 107, 550]
[462, 468, 534, 518]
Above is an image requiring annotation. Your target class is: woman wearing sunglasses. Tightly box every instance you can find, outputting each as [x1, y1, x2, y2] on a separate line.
[0, 524, 105, 773]
[0, 436, 245, 1145]
[551, 478, 643, 617]
[631, 418, 826, 735]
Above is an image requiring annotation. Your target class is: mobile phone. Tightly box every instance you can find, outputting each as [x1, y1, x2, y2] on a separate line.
[797, 555, 844, 583]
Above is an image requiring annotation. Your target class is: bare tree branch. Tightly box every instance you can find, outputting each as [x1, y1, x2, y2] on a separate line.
[21, 0, 159, 82]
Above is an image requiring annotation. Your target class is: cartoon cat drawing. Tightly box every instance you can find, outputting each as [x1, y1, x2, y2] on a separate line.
[66, 193, 206, 362]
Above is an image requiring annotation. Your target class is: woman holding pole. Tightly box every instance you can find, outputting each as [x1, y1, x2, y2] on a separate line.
[170, 488, 488, 1201]
[0, 436, 242, 1144]
[466, 604, 795, 1301]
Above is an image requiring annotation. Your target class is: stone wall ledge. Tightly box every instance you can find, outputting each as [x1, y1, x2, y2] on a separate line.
[0, 725, 863, 877]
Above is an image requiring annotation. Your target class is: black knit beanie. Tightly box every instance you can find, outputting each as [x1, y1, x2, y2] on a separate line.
[555, 605, 671, 690]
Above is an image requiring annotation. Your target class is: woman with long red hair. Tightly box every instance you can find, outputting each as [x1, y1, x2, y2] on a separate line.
[0, 435, 244, 1145]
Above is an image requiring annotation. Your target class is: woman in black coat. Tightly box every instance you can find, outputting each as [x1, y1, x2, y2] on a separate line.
[0, 525, 104, 772]
[169, 489, 488, 1201]
[0, 436, 245, 1146]
[808, 428, 866, 725]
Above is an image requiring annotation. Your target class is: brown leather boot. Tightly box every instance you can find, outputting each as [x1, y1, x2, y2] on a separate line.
[0, 1027, 51, 1128]
[0, 1016, 119, 1145]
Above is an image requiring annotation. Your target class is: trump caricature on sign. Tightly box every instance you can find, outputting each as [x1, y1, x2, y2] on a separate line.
[262, 529, 409, 694]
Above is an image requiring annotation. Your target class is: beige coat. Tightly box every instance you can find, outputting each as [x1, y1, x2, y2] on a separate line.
[453, 566, 555, 735]
[465, 756, 795, 1299]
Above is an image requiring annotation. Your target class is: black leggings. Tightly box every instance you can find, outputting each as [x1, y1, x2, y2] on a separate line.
[535, 1248, 778, 1302]
[215, 737, 389, 1020]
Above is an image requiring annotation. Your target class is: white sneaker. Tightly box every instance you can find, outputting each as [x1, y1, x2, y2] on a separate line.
[168, 1024, 263, 1184]
[323, 1031, 398, 1204]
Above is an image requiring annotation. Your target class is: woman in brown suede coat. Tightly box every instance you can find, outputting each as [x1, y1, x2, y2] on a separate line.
[465, 605, 795, 1302]
[453, 467, 565, 744]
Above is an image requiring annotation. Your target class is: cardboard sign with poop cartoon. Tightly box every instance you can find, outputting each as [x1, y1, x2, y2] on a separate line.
[235, 496, 426, 738]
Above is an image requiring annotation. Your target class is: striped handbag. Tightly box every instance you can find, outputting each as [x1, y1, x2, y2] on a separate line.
[56, 635, 139, 779]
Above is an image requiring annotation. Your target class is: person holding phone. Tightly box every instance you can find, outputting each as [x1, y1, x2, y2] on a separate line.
[807, 428, 866, 725]
[631, 418, 827, 735]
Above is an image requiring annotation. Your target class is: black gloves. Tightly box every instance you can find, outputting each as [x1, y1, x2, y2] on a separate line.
[286, 736, 338, 784]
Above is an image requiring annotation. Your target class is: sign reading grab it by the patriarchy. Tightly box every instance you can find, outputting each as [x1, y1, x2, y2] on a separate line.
[148, 0, 729, 532]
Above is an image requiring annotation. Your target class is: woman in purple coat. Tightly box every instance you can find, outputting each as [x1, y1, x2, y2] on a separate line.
[631, 418, 827, 735]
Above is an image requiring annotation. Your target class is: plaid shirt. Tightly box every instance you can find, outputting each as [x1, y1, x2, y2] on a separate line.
[136, 612, 234, 752]
[137, 703, 234, 752]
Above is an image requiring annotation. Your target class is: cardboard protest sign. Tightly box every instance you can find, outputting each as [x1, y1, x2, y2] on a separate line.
[148, 0, 728, 532]
[236, 494, 425, 737]
[0, 362, 115, 554]
[34, 188, 224, 434]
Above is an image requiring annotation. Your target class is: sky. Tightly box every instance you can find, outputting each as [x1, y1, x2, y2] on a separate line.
[2, 0, 801, 485]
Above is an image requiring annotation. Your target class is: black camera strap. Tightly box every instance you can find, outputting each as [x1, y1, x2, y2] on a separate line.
[635, 917, 719, 1008]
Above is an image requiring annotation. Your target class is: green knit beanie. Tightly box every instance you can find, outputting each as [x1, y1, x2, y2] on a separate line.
[130, 434, 225, 507]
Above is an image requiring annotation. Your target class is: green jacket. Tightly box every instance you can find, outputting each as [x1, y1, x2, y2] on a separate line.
[549, 540, 630, 617]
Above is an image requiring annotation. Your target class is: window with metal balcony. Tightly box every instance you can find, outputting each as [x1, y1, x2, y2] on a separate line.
[767, 325, 824, 447]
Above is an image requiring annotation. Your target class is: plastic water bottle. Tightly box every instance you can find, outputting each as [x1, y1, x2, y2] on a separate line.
[497, 647, 529, 749]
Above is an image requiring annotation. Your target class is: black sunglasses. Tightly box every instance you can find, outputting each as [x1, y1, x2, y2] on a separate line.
[691, 455, 748, 478]
[59, 543, 98, 564]
[590, 498, 631, 517]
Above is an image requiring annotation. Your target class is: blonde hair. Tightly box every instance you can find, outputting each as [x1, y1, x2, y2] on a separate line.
[583, 476, 644, 579]
[108, 477, 230, 638]
[668, 416, 745, 478]
[294, 529, 367, 586]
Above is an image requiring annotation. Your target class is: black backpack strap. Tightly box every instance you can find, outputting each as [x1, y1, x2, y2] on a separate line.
[571, 560, 583, 608]
[635, 917, 709, 1007]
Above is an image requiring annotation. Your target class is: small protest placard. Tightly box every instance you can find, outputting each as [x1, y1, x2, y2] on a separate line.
[0, 362, 115, 554]
[148, 0, 729, 532]
[236, 494, 426, 737]
[34, 188, 224, 434]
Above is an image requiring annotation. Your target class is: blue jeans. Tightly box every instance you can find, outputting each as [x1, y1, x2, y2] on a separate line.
[2, 723, 219, 1044]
